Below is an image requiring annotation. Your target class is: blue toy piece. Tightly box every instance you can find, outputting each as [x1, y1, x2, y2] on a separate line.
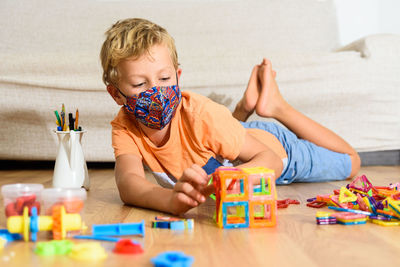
[73, 235, 140, 243]
[153, 221, 170, 229]
[151, 251, 194, 267]
[152, 219, 194, 230]
[0, 229, 22, 242]
[222, 201, 249, 229]
[169, 221, 185, 230]
[30, 207, 39, 242]
[92, 220, 145, 237]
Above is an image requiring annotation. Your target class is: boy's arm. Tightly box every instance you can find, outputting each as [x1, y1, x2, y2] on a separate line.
[235, 132, 284, 178]
[115, 154, 174, 213]
[115, 154, 210, 215]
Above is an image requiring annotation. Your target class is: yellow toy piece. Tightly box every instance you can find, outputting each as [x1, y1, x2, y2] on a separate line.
[316, 211, 333, 218]
[339, 187, 357, 203]
[370, 219, 400, 226]
[387, 197, 400, 217]
[0, 237, 6, 251]
[362, 196, 372, 213]
[7, 206, 86, 241]
[69, 242, 107, 261]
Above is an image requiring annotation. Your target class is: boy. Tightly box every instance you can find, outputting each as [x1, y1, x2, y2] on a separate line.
[101, 18, 360, 215]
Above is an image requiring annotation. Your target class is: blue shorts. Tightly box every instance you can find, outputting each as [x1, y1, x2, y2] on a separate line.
[241, 121, 352, 185]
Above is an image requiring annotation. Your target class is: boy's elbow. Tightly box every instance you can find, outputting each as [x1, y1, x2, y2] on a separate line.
[117, 185, 130, 205]
[348, 151, 361, 178]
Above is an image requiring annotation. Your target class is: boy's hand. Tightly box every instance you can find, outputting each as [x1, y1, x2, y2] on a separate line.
[169, 164, 214, 215]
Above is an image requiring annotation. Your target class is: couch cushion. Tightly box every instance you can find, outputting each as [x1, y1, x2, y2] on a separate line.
[0, 0, 339, 91]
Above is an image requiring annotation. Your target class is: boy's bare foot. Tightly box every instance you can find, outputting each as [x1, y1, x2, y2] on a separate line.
[255, 58, 286, 118]
[233, 65, 260, 121]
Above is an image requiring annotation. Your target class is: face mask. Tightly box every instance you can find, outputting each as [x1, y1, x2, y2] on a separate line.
[119, 84, 182, 130]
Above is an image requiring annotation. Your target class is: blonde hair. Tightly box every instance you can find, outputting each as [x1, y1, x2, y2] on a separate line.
[100, 18, 178, 86]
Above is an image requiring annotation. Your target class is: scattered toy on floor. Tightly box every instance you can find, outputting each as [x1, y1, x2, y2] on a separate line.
[308, 175, 400, 226]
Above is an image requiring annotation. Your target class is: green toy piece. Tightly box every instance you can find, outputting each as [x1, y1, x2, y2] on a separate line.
[35, 240, 74, 256]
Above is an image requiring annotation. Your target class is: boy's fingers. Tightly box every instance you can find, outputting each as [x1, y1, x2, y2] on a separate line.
[175, 192, 198, 208]
[175, 181, 206, 203]
[201, 184, 215, 197]
[181, 165, 207, 186]
[190, 164, 208, 181]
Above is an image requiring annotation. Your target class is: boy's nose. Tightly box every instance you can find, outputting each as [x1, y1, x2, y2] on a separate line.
[148, 79, 157, 89]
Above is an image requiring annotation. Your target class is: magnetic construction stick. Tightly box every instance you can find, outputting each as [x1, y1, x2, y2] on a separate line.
[92, 220, 145, 237]
[73, 235, 140, 243]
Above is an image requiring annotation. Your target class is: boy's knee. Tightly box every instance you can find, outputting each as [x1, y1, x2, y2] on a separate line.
[348, 152, 361, 178]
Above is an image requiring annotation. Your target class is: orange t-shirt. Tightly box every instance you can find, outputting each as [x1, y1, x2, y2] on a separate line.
[111, 91, 286, 187]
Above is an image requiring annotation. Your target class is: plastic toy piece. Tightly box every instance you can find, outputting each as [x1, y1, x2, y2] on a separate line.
[339, 187, 357, 203]
[387, 198, 400, 216]
[50, 198, 84, 214]
[249, 200, 276, 228]
[376, 209, 400, 220]
[0, 237, 6, 251]
[213, 166, 277, 228]
[277, 198, 300, 209]
[113, 239, 143, 254]
[222, 201, 249, 229]
[92, 220, 145, 237]
[5, 194, 41, 217]
[369, 215, 392, 221]
[328, 206, 372, 216]
[7, 206, 86, 241]
[370, 219, 400, 226]
[151, 251, 194, 267]
[348, 175, 374, 193]
[152, 218, 194, 230]
[306, 200, 326, 208]
[35, 240, 74, 256]
[315, 211, 337, 225]
[307, 175, 400, 226]
[152, 221, 170, 229]
[74, 235, 123, 242]
[69, 242, 107, 261]
[0, 229, 22, 242]
[331, 212, 368, 225]
[337, 220, 367, 225]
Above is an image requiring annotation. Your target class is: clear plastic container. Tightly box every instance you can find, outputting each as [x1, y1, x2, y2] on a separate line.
[1, 183, 44, 217]
[41, 188, 87, 215]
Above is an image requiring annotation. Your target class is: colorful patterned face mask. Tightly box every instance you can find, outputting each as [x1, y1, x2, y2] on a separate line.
[119, 84, 182, 130]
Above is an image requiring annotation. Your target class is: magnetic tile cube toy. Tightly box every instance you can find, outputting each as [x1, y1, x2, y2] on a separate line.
[212, 166, 277, 228]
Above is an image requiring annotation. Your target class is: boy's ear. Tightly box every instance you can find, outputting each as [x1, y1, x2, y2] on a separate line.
[107, 85, 125, 106]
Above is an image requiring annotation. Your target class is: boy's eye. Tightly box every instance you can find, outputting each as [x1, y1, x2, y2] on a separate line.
[160, 77, 170, 81]
[132, 82, 145, 88]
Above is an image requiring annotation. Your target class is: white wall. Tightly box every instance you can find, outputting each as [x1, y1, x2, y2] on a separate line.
[334, 0, 400, 46]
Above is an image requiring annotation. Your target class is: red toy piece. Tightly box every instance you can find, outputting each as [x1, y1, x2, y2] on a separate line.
[5, 202, 18, 217]
[5, 195, 40, 217]
[277, 199, 300, 209]
[113, 239, 144, 254]
[306, 200, 327, 208]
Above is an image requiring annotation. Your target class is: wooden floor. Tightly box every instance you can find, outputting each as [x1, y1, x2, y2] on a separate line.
[0, 166, 399, 266]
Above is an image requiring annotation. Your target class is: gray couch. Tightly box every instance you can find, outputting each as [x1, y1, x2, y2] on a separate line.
[1, 0, 399, 163]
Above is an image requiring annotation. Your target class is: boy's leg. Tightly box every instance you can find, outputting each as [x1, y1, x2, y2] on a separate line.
[255, 58, 361, 178]
[232, 65, 260, 122]
[232, 64, 276, 122]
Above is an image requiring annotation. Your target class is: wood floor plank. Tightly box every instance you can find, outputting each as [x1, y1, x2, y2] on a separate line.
[0, 166, 399, 266]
